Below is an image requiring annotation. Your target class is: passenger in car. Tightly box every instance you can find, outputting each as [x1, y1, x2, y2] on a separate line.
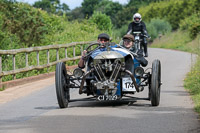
[122, 34, 135, 51]
[122, 34, 148, 67]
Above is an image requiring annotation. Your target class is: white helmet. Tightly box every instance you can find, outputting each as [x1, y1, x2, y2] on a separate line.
[133, 13, 142, 23]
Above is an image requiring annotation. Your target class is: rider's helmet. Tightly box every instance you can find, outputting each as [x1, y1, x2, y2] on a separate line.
[133, 13, 142, 23]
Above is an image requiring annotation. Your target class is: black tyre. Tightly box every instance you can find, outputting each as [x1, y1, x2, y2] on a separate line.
[55, 62, 70, 108]
[150, 59, 161, 106]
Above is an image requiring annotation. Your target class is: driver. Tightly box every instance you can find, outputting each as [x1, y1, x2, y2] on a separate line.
[78, 33, 111, 68]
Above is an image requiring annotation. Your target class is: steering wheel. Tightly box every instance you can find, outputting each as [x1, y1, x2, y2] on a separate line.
[83, 42, 102, 58]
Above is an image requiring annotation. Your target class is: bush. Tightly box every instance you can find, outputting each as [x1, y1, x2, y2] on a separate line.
[112, 25, 128, 39]
[139, 0, 199, 30]
[0, 1, 104, 82]
[89, 11, 113, 34]
[180, 13, 200, 39]
[146, 18, 172, 40]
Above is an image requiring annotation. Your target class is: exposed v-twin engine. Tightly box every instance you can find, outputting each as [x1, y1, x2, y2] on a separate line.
[93, 59, 122, 95]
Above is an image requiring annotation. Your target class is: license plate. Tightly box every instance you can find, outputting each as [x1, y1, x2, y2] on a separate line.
[97, 95, 118, 101]
[122, 77, 136, 92]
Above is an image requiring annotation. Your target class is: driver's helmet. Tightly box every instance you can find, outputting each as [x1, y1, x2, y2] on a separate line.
[133, 13, 142, 23]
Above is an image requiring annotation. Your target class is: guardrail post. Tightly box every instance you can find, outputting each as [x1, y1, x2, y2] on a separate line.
[56, 49, 59, 61]
[73, 46, 75, 57]
[65, 48, 67, 58]
[73, 46, 75, 64]
[37, 51, 39, 66]
[47, 50, 49, 72]
[13, 55, 16, 80]
[25, 53, 28, 67]
[47, 50, 50, 64]
[0, 55, 2, 83]
[81, 45, 83, 55]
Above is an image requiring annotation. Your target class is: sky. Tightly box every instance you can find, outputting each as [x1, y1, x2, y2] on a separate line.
[17, 0, 129, 10]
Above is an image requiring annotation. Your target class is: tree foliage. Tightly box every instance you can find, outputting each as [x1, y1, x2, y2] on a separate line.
[89, 12, 112, 33]
[1, 2, 48, 47]
[146, 18, 172, 40]
[139, 0, 200, 30]
[66, 7, 84, 21]
[95, 0, 122, 27]
[81, 0, 102, 17]
[33, 0, 69, 15]
[115, 6, 137, 28]
[180, 13, 200, 39]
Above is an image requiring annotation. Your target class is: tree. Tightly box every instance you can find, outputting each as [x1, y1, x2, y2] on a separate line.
[33, 0, 69, 15]
[96, 0, 122, 27]
[61, 3, 70, 13]
[81, 0, 102, 18]
[33, 0, 55, 13]
[89, 11, 112, 33]
[115, 6, 137, 28]
[67, 7, 85, 21]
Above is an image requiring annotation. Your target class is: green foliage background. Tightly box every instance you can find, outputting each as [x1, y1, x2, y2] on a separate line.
[146, 18, 172, 40]
[180, 13, 200, 39]
[89, 12, 113, 34]
[0, 0, 103, 82]
[139, 0, 199, 30]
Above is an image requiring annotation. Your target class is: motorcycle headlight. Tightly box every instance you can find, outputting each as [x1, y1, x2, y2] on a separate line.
[73, 68, 84, 78]
[134, 67, 144, 77]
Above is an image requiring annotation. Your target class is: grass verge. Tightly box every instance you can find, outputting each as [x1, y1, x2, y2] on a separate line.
[0, 86, 5, 91]
[184, 56, 200, 113]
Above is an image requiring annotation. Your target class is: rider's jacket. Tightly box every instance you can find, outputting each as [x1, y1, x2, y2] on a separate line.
[127, 21, 148, 36]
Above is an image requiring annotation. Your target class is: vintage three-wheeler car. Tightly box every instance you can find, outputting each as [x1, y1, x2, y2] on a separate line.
[55, 39, 161, 108]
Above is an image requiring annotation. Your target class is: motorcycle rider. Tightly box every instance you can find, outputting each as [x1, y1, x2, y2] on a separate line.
[127, 13, 150, 57]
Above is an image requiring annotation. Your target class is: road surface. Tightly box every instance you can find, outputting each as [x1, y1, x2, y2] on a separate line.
[0, 48, 199, 133]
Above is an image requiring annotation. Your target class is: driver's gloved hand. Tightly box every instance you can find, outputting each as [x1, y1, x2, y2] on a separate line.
[81, 56, 87, 61]
[81, 50, 88, 61]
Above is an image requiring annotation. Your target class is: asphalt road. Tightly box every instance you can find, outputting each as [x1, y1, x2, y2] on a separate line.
[0, 48, 199, 133]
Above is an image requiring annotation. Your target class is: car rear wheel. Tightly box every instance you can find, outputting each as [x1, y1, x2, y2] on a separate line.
[55, 62, 70, 108]
[150, 59, 161, 106]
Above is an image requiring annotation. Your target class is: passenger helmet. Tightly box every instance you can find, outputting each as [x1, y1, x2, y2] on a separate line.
[133, 13, 142, 23]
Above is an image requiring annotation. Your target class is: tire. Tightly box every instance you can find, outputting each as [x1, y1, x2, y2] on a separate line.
[150, 59, 161, 106]
[55, 62, 70, 108]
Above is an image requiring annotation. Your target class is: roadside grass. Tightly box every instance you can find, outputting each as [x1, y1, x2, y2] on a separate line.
[151, 30, 200, 114]
[184, 56, 200, 113]
[0, 86, 5, 91]
[150, 30, 193, 52]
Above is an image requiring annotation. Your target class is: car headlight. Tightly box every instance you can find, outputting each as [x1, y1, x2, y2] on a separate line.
[73, 68, 84, 78]
[134, 67, 144, 77]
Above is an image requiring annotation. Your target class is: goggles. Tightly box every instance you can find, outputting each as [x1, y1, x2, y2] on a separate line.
[123, 39, 132, 43]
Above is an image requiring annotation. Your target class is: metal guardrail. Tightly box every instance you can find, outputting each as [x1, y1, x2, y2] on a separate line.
[0, 41, 95, 82]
